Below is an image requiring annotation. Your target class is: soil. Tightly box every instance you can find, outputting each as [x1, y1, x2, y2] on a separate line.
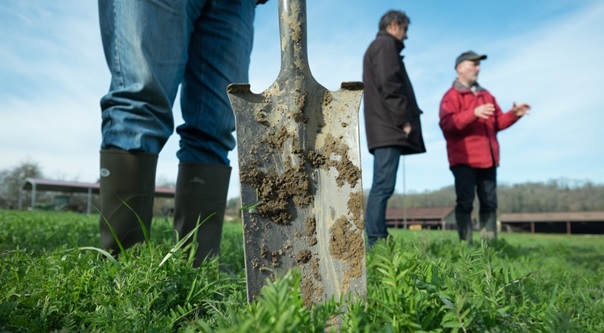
[347, 191, 364, 230]
[328, 216, 365, 291]
[295, 249, 312, 264]
[322, 134, 361, 188]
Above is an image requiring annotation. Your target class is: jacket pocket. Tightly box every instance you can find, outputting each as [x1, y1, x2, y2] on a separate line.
[401, 115, 426, 155]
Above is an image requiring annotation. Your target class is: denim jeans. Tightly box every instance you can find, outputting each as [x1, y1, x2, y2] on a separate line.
[98, 0, 255, 165]
[365, 147, 402, 246]
[451, 165, 497, 215]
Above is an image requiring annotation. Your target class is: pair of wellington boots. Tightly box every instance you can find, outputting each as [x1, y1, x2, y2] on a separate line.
[455, 211, 497, 245]
[99, 150, 230, 267]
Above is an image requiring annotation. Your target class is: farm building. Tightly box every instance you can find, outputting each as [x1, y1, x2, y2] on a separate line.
[385, 206, 456, 230]
[500, 211, 604, 235]
[385, 207, 604, 235]
[20, 178, 175, 214]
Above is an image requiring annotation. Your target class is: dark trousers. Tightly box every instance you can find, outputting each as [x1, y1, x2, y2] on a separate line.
[451, 165, 497, 215]
[365, 147, 401, 246]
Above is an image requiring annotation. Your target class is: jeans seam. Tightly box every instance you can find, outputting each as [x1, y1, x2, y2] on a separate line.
[112, 0, 123, 89]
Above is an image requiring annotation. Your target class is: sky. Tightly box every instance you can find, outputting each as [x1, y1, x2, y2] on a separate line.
[1, 1, 603, 199]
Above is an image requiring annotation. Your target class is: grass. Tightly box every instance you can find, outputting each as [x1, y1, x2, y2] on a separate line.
[0, 209, 603, 332]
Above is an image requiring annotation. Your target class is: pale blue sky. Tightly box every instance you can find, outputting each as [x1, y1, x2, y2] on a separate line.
[1, 1, 603, 199]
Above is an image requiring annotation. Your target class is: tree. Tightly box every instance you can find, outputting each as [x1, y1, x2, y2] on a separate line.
[0, 160, 43, 209]
[386, 179, 604, 213]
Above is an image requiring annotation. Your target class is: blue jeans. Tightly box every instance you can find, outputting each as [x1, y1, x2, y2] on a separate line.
[99, 0, 255, 165]
[365, 147, 402, 246]
[451, 165, 497, 215]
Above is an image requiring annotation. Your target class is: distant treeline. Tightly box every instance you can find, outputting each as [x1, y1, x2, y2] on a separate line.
[225, 179, 604, 216]
[384, 179, 604, 213]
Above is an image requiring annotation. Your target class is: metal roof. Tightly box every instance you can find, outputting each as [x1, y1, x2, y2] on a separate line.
[386, 206, 455, 220]
[386, 209, 604, 223]
[500, 211, 604, 222]
[22, 178, 175, 198]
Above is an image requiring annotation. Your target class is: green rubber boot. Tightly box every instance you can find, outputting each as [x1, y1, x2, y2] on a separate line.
[479, 211, 498, 241]
[455, 213, 474, 245]
[99, 150, 158, 255]
[173, 163, 231, 267]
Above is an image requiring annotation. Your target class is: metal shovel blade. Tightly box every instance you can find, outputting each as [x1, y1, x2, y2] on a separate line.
[227, 0, 366, 305]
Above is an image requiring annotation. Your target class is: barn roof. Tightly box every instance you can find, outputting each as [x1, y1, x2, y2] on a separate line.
[386, 206, 455, 220]
[500, 211, 604, 222]
[23, 178, 100, 194]
[22, 178, 175, 198]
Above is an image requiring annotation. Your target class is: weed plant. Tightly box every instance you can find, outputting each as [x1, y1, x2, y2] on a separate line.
[0, 210, 602, 332]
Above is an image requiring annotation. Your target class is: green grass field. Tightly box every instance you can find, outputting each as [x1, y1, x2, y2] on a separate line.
[1, 210, 602, 332]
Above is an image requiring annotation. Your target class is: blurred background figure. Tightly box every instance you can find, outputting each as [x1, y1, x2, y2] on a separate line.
[439, 51, 530, 244]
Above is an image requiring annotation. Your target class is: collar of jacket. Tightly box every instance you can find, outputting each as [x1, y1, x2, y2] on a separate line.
[452, 79, 485, 93]
[376, 30, 404, 53]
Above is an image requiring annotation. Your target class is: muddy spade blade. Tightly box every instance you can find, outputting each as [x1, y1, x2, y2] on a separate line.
[227, 0, 366, 305]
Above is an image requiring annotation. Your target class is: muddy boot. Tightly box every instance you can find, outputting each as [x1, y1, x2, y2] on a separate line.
[455, 213, 473, 245]
[99, 150, 158, 255]
[173, 163, 231, 267]
[479, 211, 498, 241]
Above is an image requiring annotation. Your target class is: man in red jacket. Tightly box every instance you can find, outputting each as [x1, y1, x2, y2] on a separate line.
[439, 51, 530, 244]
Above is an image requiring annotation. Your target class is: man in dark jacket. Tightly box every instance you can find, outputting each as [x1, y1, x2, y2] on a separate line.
[439, 51, 530, 244]
[363, 10, 426, 246]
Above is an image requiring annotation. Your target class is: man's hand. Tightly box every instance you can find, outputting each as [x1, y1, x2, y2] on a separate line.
[474, 103, 495, 119]
[512, 102, 531, 117]
[403, 122, 411, 136]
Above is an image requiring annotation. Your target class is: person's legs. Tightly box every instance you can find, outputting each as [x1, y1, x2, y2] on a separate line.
[177, 0, 255, 164]
[365, 147, 401, 247]
[451, 165, 476, 243]
[173, 0, 255, 265]
[99, 0, 191, 153]
[98, 0, 191, 252]
[477, 166, 498, 240]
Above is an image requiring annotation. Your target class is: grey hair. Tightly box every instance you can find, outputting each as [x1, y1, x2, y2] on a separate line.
[378, 10, 410, 31]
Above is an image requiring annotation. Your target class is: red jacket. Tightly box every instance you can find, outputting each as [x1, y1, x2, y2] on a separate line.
[439, 80, 519, 168]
